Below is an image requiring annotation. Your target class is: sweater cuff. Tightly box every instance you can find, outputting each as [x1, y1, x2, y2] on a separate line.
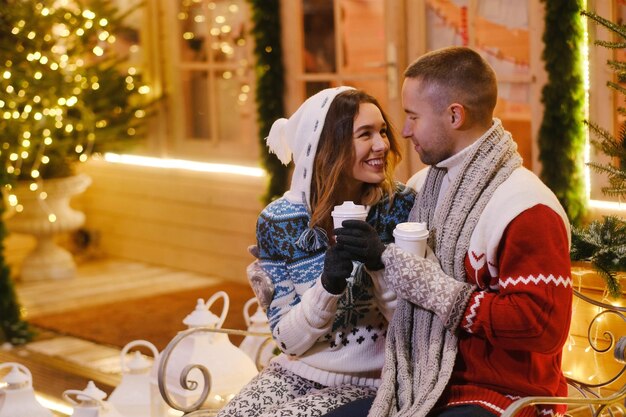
[300, 277, 342, 328]
[367, 268, 397, 322]
[445, 283, 475, 331]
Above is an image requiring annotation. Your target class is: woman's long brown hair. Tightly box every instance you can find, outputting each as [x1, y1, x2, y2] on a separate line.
[309, 89, 402, 236]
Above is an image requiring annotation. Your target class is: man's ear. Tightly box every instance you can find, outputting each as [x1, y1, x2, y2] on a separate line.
[448, 103, 465, 128]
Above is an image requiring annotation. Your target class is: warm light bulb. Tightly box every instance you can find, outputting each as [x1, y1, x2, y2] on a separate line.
[48, 213, 56, 222]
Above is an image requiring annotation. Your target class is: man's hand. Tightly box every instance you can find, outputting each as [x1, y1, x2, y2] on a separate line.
[335, 220, 385, 270]
[321, 245, 353, 294]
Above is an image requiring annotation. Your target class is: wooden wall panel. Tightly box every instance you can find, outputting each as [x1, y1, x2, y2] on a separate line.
[77, 160, 265, 283]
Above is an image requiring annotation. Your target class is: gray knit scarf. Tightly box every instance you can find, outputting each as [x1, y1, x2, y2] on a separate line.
[369, 120, 522, 417]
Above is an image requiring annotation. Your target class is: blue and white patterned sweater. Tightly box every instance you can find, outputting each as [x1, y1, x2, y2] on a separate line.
[256, 183, 415, 387]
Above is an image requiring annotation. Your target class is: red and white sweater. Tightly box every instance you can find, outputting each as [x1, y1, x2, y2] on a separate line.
[409, 167, 573, 417]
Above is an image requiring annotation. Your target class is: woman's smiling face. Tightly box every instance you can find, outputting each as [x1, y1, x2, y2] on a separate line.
[350, 102, 390, 185]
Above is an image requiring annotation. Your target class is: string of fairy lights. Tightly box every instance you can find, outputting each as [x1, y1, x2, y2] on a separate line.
[0, 0, 152, 219]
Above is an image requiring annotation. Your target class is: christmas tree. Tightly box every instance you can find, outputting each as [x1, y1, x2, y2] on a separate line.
[570, 10, 626, 298]
[0, 0, 154, 344]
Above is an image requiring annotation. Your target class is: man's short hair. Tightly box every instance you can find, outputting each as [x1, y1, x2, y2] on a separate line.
[404, 46, 498, 123]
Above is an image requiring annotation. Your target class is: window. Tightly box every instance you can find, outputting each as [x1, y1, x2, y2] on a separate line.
[143, 0, 258, 164]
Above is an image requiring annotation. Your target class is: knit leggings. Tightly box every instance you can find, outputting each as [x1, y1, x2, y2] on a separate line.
[216, 361, 377, 417]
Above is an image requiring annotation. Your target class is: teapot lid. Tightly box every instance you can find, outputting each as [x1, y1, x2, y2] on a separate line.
[126, 351, 152, 373]
[76, 381, 107, 402]
[3, 364, 29, 389]
[183, 298, 220, 328]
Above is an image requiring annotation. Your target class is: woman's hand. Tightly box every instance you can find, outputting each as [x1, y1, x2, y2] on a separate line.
[321, 245, 353, 294]
[335, 220, 385, 270]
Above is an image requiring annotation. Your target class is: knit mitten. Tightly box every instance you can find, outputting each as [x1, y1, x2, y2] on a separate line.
[382, 244, 476, 330]
[335, 220, 385, 270]
[321, 245, 353, 294]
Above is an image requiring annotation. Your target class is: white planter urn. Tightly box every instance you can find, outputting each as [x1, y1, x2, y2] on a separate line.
[5, 173, 92, 281]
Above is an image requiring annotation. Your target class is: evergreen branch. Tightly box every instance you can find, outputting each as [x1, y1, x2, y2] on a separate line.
[587, 161, 626, 179]
[607, 80, 626, 96]
[582, 10, 626, 39]
[586, 120, 615, 142]
[595, 40, 626, 49]
[607, 59, 626, 71]
[591, 261, 622, 298]
[601, 186, 626, 197]
[571, 216, 626, 298]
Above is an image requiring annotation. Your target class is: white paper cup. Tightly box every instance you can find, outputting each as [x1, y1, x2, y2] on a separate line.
[331, 202, 368, 229]
[393, 222, 429, 257]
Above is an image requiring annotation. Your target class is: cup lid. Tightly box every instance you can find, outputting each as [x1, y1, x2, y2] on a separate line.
[393, 222, 428, 238]
[331, 201, 367, 216]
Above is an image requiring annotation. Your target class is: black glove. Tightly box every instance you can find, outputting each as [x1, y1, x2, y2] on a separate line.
[321, 245, 353, 295]
[335, 220, 385, 270]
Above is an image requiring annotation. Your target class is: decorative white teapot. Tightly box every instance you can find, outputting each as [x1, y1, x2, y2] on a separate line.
[239, 297, 276, 369]
[63, 381, 124, 417]
[109, 340, 167, 417]
[159, 291, 258, 410]
[0, 362, 52, 417]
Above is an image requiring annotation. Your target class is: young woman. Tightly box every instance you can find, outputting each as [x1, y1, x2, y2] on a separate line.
[217, 87, 415, 417]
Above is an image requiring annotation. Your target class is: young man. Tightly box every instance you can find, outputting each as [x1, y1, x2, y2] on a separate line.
[331, 46, 573, 417]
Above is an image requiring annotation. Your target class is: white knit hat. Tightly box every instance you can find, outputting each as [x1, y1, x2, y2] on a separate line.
[266, 86, 355, 211]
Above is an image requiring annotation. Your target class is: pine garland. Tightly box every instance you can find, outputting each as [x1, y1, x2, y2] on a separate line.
[247, 0, 289, 205]
[539, 0, 587, 225]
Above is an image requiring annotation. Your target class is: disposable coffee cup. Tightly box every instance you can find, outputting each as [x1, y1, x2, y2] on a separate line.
[331, 202, 368, 229]
[393, 222, 429, 257]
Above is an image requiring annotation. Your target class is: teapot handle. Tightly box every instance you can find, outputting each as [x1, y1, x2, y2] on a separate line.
[205, 290, 229, 328]
[120, 340, 160, 372]
[243, 297, 259, 327]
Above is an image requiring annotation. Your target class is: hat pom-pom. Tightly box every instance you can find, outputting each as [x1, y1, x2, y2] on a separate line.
[266, 118, 292, 165]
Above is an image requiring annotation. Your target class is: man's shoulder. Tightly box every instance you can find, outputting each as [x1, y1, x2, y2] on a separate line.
[481, 166, 570, 236]
[406, 167, 429, 191]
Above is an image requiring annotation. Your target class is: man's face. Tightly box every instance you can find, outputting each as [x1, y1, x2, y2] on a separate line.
[401, 77, 456, 165]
